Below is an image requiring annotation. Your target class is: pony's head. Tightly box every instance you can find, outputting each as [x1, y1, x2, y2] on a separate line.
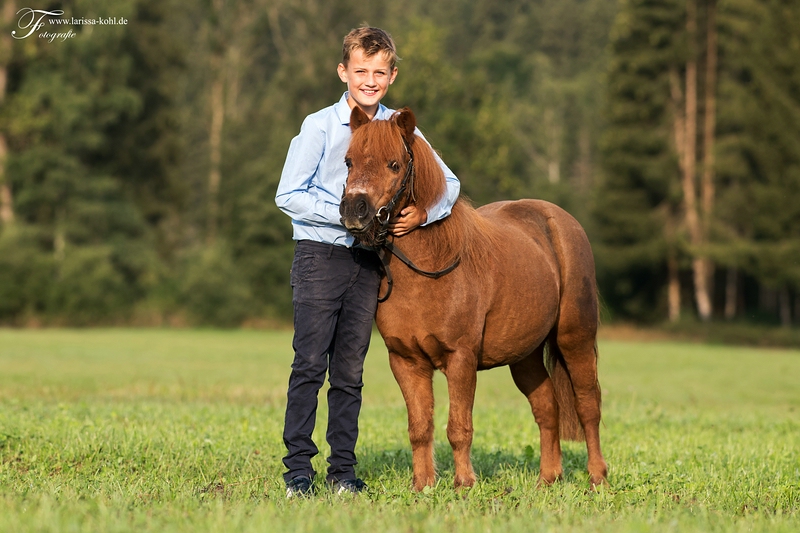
[339, 106, 446, 246]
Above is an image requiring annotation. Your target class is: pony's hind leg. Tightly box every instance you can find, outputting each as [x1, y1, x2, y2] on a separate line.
[509, 343, 563, 485]
[388, 352, 436, 491]
[554, 333, 608, 487]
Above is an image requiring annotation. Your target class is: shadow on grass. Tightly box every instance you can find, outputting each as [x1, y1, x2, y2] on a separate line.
[360, 443, 590, 482]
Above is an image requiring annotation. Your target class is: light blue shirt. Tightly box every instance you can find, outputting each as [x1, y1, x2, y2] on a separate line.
[275, 92, 461, 247]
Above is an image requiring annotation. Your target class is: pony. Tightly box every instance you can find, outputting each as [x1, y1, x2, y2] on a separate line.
[339, 106, 607, 490]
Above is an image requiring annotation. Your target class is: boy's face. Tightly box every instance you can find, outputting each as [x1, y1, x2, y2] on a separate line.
[338, 49, 398, 118]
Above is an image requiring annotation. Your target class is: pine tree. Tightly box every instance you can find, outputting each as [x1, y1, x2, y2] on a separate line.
[601, 0, 800, 323]
[596, 0, 684, 320]
[714, 0, 800, 324]
[1, 0, 183, 324]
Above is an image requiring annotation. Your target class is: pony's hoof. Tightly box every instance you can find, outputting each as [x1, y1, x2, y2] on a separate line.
[589, 461, 608, 489]
[536, 468, 563, 488]
[454, 473, 476, 489]
[536, 478, 554, 488]
[412, 476, 436, 492]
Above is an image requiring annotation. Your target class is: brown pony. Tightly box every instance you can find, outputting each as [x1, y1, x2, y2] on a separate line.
[339, 106, 607, 490]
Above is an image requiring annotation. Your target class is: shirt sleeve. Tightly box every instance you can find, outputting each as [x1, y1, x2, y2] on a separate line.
[275, 117, 343, 227]
[415, 130, 461, 225]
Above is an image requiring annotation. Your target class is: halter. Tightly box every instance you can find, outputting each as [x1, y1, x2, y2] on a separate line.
[343, 131, 461, 302]
[372, 135, 416, 247]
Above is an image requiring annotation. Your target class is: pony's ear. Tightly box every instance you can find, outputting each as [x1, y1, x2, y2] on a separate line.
[350, 106, 370, 131]
[394, 107, 416, 145]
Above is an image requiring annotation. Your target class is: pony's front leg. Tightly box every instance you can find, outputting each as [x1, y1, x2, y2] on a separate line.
[389, 352, 436, 491]
[443, 353, 478, 489]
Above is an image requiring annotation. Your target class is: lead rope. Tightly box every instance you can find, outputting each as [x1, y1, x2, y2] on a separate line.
[376, 241, 461, 302]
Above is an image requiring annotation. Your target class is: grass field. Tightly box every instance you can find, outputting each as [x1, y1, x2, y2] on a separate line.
[0, 329, 798, 532]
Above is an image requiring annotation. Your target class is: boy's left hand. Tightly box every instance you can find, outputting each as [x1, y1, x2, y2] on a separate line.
[388, 205, 427, 236]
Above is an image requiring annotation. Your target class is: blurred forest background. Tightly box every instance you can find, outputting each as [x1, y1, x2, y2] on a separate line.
[0, 0, 798, 328]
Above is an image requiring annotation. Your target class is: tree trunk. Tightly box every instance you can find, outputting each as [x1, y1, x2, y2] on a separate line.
[577, 124, 591, 192]
[795, 293, 800, 326]
[267, 4, 288, 60]
[0, 0, 16, 227]
[667, 69, 686, 323]
[701, 0, 717, 236]
[207, 70, 224, 244]
[669, 68, 686, 162]
[206, 0, 225, 244]
[544, 108, 561, 184]
[759, 284, 777, 314]
[0, 137, 12, 226]
[778, 287, 791, 328]
[665, 207, 681, 322]
[668, 251, 681, 323]
[54, 209, 66, 261]
[698, 0, 718, 316]
[684, 0, 713, 321]
[226, 43, 241, 121]
[724, 267, 737, 320]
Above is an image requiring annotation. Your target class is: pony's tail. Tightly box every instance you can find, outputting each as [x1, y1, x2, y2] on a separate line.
[544, 337, 587, 442]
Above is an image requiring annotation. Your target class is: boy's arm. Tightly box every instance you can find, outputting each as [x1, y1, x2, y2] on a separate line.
[275, 118, 342, 227]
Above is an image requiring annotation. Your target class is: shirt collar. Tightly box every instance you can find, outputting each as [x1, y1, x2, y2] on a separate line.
[335, 92, 392, 125]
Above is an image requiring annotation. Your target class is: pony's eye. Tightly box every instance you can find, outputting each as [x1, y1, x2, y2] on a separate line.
[345, 158, 352, 169]
[388, 161, 400, 172]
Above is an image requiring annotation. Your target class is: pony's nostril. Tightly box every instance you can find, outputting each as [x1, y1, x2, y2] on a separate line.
[355, 198, 369, 219]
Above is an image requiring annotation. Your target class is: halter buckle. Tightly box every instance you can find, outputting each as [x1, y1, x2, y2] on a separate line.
[375, 205, 391, 225]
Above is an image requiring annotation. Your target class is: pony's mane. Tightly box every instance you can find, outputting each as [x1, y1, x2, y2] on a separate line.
[393, 128, 502, 274]
[413, 197, 503, 275]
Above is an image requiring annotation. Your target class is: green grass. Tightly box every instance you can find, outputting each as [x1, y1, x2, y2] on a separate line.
[0, 328, 798, 532]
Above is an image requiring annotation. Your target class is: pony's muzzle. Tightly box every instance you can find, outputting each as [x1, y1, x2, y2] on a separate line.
[339, 193, 374, 232]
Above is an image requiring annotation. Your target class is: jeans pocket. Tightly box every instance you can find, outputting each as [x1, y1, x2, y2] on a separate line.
[290, 250, 318, 287]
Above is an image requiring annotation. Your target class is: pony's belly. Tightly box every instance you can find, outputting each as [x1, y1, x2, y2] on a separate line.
[477, 278, 560, 368]
[376, 255, 559, 371]
[377, 290, 556, 372]
[477, 342, 546, 369]
[477, 315, 554, 369]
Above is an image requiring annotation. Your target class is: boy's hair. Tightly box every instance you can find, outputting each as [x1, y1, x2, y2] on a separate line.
[342, 26, 399, 70]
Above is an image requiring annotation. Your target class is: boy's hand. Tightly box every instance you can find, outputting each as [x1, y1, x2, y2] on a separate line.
[388, 205, 427, 236]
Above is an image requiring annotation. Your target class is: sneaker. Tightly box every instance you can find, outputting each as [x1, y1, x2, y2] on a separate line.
[285, 475, 313, 498]
[329, 478, 367, 495]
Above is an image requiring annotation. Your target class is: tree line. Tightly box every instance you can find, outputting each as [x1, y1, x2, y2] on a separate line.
[597, 0, 800, 325]
[0, 0, 797, 327]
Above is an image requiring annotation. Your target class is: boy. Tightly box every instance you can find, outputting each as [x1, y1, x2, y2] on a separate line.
[275, 26, 460, 497]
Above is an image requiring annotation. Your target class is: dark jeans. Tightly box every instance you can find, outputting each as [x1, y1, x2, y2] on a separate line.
[282, 240, 381, 483]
